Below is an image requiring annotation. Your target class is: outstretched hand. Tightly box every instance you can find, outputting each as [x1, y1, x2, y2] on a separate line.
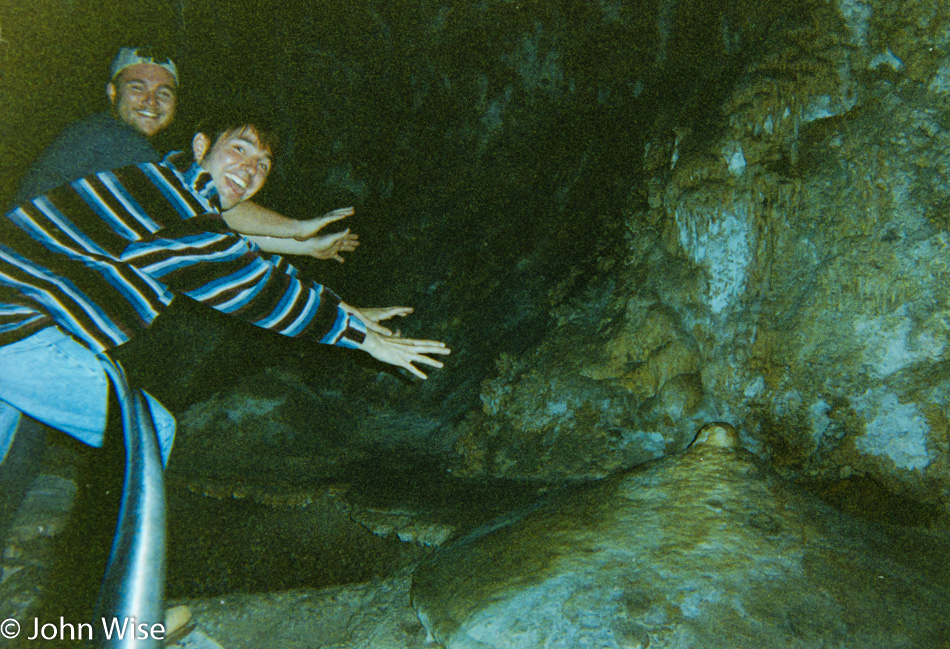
[342, 303, 449, 378]
[297, 207, 360, 262]
[295, 207, 354, 240]
[359, 328, 450, 379]
[305, 228, 360, 262]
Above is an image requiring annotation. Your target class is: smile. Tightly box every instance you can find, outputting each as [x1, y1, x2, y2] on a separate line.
[224, 173, 248, 189]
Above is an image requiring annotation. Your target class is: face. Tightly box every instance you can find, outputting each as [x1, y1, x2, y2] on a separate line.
[107, 63, 177, 137]
[193, 127, 272, 209]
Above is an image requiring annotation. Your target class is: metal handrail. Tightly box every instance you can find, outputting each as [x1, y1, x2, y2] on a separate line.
[92, 358, 166, 649]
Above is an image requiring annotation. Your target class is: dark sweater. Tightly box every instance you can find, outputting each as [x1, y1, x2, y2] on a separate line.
[12, 112, 160, 206]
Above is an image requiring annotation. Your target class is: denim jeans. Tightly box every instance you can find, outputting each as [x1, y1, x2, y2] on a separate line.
[0, 327, 176, 466]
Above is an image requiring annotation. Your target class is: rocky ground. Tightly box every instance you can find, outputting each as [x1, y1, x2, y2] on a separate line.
[166, 573, 426, 649]
[0, 440, 549, 649]
[4, 428, 949, 649]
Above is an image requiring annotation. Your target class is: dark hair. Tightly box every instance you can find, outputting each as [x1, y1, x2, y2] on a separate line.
[195, 106, 281, 159]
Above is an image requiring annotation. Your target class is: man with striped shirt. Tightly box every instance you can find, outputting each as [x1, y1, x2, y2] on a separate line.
[0, 114, 449, 467]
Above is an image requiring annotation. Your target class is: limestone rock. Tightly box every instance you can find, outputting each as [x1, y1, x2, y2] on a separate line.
[411, 441, 950, 649]
[350, 508, 455, 547]
[448, 0, 950, 521]
[630, 0, 950, 514]
[689, 422, 738, 449]
[451, 284, 708, 482]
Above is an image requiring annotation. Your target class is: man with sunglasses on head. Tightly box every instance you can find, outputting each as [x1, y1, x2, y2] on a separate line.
[13, 46, 359, 263]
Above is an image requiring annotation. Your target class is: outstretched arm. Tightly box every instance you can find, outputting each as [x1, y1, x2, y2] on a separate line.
[222, 201, 350, 238]
[223, 202, 359, 262]
[127, 223, 449, 379]
[245, 228, 359, 262]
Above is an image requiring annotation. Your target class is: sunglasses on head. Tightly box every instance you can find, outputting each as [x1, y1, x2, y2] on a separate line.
[133, 47, 172, 66]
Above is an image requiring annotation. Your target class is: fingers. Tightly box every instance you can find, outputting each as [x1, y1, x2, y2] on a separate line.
[297, 208, 355, 240]
[405, 363, 428, 380]
[380, 337, 449, 355]
[400, 352, 446, 380]
[326, 229, 350, 244]
[386, 337, 451, 355]
[358, 326, 450, 379]
[376, 306, 414, 320]
[353, 306, 414, 322]
[308, 230, 359, 261]
[321, 207, 354, 224]
[405, 343, 451, 354]
[412, 354, 446, 368]
[364, 319, 394, 336]
[338, 235, 360, 252]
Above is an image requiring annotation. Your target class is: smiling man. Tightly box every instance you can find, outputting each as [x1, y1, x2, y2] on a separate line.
[11, 47, 178, 205]
[194, 125, 272, 209]
[12, 47, 359, 262]
[106, 48, 177, 137]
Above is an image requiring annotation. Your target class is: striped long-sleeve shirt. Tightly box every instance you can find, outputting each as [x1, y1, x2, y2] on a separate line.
[0, 154, 366, 353]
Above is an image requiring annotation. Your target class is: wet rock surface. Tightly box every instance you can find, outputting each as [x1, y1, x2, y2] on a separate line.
[161, 463, 552, 599]
[0, 442, 551, 647]
[4, 427, 949, 649]
[412, 439, 950, 649]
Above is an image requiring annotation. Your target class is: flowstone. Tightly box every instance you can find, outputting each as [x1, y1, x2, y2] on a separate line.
[411, 430, 950, 649]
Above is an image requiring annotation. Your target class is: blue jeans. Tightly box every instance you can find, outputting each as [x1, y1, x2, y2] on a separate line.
[0, 327, 176, 466]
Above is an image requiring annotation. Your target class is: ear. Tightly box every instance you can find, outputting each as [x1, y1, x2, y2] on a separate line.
[106, 82, 117, 104]
[192, 133, 211, 163]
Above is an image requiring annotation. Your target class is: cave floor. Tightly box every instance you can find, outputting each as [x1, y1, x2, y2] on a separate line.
[0, 443, 553, 649]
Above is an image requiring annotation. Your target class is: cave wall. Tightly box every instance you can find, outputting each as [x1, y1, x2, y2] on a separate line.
[0, 1, 782, 459]
[143, 0, 796, 481]
[4, 1, 947, 524]
[455, 0, 950, 527]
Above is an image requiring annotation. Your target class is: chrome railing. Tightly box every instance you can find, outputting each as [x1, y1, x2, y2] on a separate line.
[93, 359, 166, 649]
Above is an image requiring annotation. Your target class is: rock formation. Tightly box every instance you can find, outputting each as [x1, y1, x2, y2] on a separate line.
[412, 431, 950, 648]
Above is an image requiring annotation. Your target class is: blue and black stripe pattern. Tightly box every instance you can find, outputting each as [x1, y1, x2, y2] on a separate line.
[0, 155, 366, 352]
